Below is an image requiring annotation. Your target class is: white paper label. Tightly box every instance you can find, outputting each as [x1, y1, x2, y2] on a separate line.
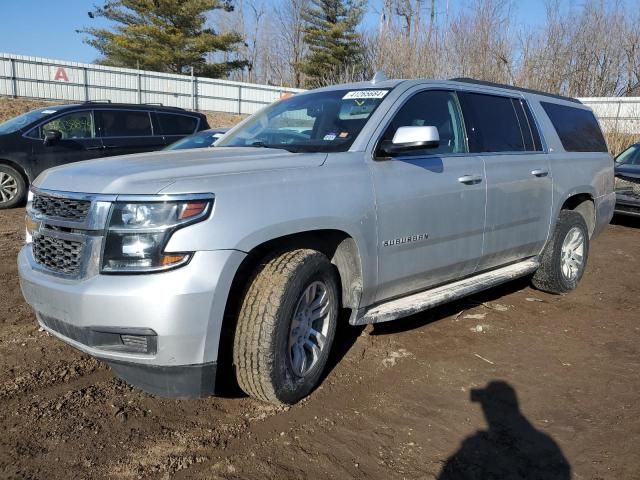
[342, 90, 389, 100]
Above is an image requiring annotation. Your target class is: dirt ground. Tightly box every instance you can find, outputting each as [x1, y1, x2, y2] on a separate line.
[0, 205, 639, 479]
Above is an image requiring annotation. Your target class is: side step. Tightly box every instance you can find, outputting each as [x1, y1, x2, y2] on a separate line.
[357, 259, 539, 325]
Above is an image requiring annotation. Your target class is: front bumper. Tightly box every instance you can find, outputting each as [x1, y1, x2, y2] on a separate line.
[614, 191, 640, 218]
[18, 246, 246, 397]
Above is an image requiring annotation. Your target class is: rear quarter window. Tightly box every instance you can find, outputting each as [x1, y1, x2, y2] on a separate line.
[156, 113, 199, 135]
[540, 102, 608, 153]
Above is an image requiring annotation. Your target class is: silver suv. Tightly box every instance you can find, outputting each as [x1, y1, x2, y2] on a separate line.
[18, 78, 615, 404]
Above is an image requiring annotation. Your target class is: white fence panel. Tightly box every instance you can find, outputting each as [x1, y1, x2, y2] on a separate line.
[4, 51, 638, 132]
[579, 97, 640, 134]
[0, 52, 303, 115]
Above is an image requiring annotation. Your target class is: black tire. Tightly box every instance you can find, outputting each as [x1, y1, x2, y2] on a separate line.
[532, 210, 590, 294]
[0, 164, 27, 209]
[233, 249, 339, 404]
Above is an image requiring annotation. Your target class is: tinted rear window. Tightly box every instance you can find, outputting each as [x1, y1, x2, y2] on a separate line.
[541, 102, 607, 152]
[96, 110, 153, 137]
[157, 113, 199, 135]
[457, 92, 526, 152]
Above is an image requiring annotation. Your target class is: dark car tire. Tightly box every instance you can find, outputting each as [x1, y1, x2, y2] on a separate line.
[532, 210, 590, 294]
[233, 249, 339, 405]
[0, 164, 27, 209]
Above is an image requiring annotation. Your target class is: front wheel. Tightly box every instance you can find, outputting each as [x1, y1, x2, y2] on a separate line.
[532, 210, 590, 294]
[233, 249, 339, 404]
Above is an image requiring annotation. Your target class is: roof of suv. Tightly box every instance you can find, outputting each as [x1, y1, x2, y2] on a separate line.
[311, 77, 581, 105]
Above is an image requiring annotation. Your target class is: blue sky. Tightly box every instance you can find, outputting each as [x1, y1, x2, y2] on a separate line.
[0, 0, 552, 64]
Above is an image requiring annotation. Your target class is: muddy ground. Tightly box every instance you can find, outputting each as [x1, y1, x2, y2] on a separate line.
[1, 206, 639, 479]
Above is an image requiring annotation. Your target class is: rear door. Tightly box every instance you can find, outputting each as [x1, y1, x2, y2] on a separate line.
[155, 112, 202, 146]
[457, 91, 552, 271]
[95, 109, 165, 157]
[26, 109, 104, 174]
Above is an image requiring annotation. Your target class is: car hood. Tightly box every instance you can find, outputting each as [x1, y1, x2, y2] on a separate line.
[34, 147, 327, 194]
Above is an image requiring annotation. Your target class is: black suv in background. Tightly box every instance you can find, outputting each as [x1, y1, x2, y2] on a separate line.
[0, 103, 209, 208]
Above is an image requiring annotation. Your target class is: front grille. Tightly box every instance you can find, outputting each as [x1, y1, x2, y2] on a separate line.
[32, 234, 83, 275]
[32, 194, 91, 221]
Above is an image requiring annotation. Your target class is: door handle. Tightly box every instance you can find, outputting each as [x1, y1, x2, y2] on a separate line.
[531, 169, 549, 177]
[86, 146, 104, 150]
[457, 175, 483, 185]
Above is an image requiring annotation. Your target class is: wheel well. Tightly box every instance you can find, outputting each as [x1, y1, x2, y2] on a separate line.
[215, 230, 363, 387]
[561, 194, 595, 237]
[230, 230, 363, 312]
[0, 159, 30, 185]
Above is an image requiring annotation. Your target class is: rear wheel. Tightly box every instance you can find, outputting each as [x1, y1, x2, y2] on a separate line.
[0, 165, 26, 209]
[233, 249, 339, 404]
[532, 210, 589, 294]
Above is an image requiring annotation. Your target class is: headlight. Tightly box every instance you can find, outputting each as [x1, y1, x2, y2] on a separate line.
[101, 196, 213, 273]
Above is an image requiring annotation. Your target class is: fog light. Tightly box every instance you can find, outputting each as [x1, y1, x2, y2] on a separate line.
[120, 334, 150, 353]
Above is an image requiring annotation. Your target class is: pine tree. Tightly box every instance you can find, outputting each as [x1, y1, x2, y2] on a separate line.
[301, 0, 366, 87]
[81, 0, 248, 78]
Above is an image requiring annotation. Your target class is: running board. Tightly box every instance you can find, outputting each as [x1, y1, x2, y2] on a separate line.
[357, 259, 539, 325]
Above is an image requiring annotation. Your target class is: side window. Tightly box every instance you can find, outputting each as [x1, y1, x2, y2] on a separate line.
[96, 110, 153, 137]
[540, 102, 608, 153]
[457, 92, 526, 152]
[156, 113, 199, 135]
[40, 111, 94, 139]
[380, 90, 466, 155]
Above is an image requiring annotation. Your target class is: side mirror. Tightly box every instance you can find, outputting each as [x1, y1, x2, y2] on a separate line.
[380, 126, 440, 155]
[43, 129, 62, 146]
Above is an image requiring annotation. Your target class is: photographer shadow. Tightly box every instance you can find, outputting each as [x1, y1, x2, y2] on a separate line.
[438, 381, 571, 480]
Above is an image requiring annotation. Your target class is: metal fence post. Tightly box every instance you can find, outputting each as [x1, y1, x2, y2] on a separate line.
[191, 67, 198, 111]
[238, 85, 242, 115]
[9, 58, 17, 98]
[613, 100, 623, 134]
[137, 71, 142, 104]
[83, 67, 89, 101]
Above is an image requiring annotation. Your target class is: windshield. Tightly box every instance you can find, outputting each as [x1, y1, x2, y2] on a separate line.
[0, 107, 61, 134]
[216, 89, 390, 153]
[164, 130, 227, 150]
[615, 144, 640, 165]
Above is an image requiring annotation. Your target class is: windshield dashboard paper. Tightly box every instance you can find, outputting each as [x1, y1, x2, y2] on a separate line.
[342, 90, 389, 100]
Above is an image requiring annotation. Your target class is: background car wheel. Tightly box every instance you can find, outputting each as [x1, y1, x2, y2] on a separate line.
[233, 249, 339, 405]
[532, 210, 590, 294]
[0, 165, 26, 209]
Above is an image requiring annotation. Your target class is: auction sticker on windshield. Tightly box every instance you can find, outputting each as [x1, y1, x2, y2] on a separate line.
[342, 90, 389, 100]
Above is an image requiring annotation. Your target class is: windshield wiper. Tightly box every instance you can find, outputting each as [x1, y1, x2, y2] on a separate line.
[246, 141, 300, 153]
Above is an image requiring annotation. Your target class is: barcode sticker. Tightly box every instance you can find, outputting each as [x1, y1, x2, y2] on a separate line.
[342, 90, 389, 100]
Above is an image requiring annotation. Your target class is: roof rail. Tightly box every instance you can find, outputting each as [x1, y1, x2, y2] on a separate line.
[449, 78, 582, 104]
[82, 99, 112, 104]
[143, 102, 163, 106]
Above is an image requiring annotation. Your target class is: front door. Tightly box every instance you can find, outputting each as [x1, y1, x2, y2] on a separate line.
[371, 90, 487, 303]
[28, 110, 104, 175]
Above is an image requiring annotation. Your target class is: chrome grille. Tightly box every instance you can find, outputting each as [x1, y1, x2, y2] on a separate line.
[32, 234, 83, 275]
[32, 193, 91, 221]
